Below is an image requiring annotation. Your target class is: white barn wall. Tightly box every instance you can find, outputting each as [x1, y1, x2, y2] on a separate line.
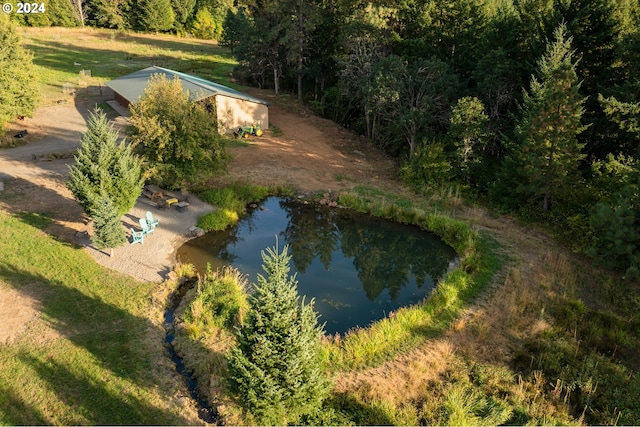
[216, 95, 269, 133]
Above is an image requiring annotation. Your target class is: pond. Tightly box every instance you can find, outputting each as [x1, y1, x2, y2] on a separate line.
[176, 197, 457, 335]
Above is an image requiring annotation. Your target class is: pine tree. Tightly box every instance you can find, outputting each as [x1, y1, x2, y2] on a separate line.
[513, 23, 587, 212]
[67, 108, 144, 216]
[90, 194, 127, 257]
[87, 0, 131, 29]
[0, 14, 39, 129]
[139, 0, 175, 31]
[171, 0, 196, 31]
[226, 242, 330, 426]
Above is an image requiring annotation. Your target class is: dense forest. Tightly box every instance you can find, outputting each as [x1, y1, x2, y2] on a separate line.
[11, 0, 640, 277]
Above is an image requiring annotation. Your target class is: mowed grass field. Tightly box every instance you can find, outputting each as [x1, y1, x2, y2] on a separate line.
[20, 27, 237, 105]
[0, 28, 236, 424]
[0, 211, 199, 424]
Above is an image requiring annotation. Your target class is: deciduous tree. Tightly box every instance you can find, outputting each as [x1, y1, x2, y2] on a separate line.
[448, 96, 490, 185]
[191, 8, 220, 39]
[128, 74, 226, 189]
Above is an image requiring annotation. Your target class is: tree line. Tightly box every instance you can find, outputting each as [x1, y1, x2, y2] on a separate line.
[223, 0, 640, 278]
[4, 0, 639, 275]
[5, 0, 232, 37]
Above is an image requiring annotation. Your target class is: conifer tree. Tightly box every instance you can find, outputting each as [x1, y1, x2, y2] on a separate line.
[513, 23, 587, 212]
[67, 108, 144, 217]
[0, 15, 39, 130]
[139, 0, 175, 31]
[226, 242, 330, 426]
[90, 194, 127, 257]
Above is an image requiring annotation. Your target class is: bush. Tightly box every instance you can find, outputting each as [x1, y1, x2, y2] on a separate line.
[197, 208, 239, 231]
[128, 74, 226, 189]
[400, 141, 453, 190]
[184, 265, 248, 332]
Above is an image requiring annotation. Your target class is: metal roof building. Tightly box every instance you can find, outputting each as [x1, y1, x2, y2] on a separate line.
[106, 66, 269, 132]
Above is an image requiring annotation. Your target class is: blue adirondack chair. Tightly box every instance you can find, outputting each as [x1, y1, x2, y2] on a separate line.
[146, 211, 159, 230]
[139, 217, 154, 235]
[130, 228, 144, 244]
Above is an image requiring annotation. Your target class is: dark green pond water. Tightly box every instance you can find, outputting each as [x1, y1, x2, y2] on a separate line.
[176, 197, 457, 335]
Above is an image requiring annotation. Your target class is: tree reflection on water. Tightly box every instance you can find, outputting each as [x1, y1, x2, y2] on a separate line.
[177, 197, 457, 334]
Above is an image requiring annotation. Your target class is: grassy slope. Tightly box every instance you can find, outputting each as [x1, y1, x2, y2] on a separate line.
[5, 27, 639, 426]
[20, 27, 237, 105]
[326, 189, 640, 426]
[0, 211, 200, 424]
[0, 28, 236, 424]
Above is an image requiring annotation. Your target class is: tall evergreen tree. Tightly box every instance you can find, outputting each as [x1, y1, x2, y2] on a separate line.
[513, 23, 587, 212]
[220, 7, 246, 52]
[553, 0, 620, 159]
[87, 0, 131, 29]
[90, 194, 127, 257]
[0, 15, 39, 130]
[171, 0, 196, 31]
[139, 0, 175, 31]
[227, 242, 330, 426]
[67, 108, 145, 217]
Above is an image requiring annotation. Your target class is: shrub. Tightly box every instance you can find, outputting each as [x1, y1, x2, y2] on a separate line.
[184, 265, 248, 331]
[128, 74, 226, 189]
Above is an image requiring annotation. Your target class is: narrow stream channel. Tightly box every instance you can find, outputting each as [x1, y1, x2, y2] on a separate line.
[164, 280, 218, 424]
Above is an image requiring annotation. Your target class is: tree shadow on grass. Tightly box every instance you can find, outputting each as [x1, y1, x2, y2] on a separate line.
[0, 384, 47, 425]
[326, 392, 396, 426]
[0, 262, 197, 425]
[20, 353, 172, 425]
[0, 176, 86, 245]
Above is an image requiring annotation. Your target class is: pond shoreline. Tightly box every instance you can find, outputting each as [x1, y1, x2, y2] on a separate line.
[176, 196, 458, 336]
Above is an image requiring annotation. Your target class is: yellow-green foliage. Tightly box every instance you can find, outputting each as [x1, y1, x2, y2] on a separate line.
[197, 182, 292, 231]
[173, 262, 196, 279]
[197, 208, 239, 231]
[183, 266, 248, 336]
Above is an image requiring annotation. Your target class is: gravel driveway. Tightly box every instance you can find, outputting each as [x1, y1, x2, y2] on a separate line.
[0, 97, 214, 283]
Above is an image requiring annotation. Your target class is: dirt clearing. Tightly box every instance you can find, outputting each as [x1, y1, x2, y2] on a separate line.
[0, 90, 405, 345]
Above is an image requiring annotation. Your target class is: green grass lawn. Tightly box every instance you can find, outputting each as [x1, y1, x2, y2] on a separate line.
[20, 27, 238, 105]
[0, 211, 196, 424]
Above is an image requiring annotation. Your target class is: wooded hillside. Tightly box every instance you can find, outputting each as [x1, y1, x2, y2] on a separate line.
[13, 0, 640, 277]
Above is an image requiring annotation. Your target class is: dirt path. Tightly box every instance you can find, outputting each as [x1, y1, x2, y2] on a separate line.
[220, 102, 403, 194]
[0, 90, 587, 420]
[0, 92, 409, 344]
